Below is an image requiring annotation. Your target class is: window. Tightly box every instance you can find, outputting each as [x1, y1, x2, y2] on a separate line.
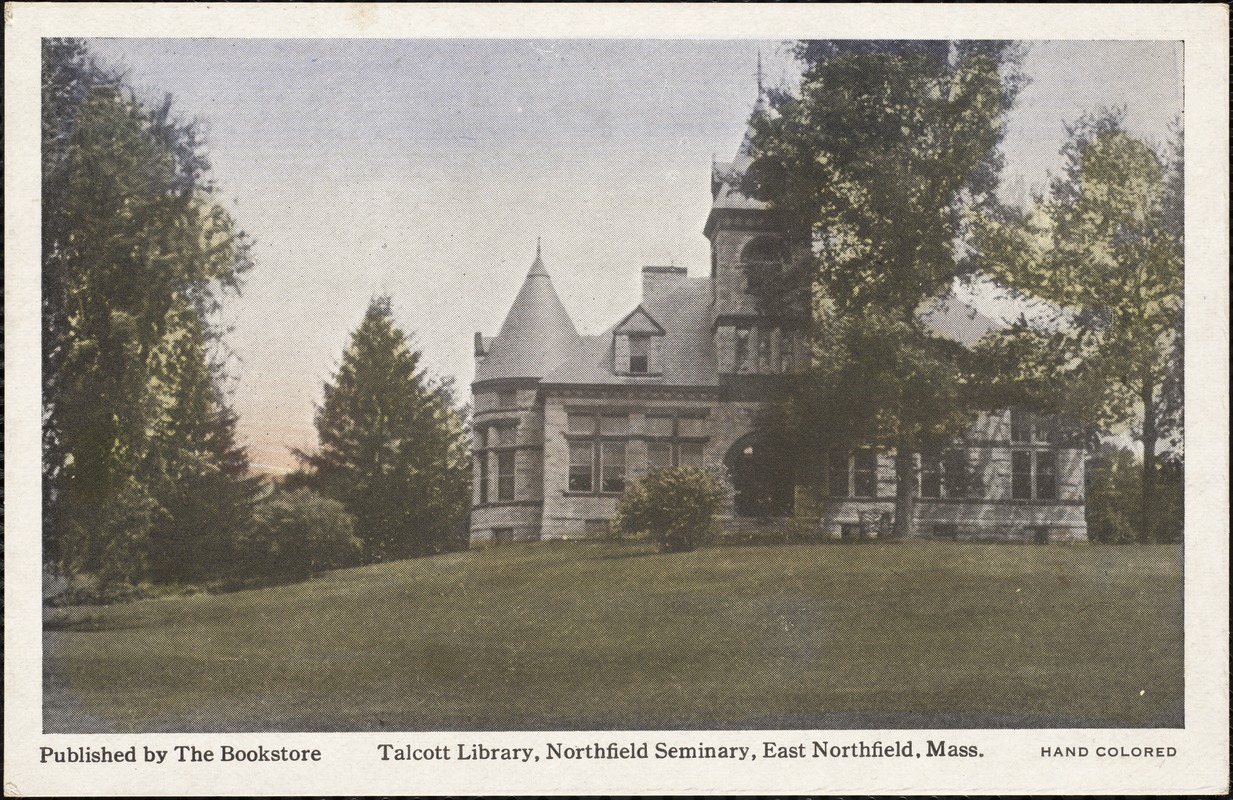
[827, 449, 850, 497]
[826, 448, 878, 498]
[741, 236, 787, 300]
[644, 415, 707, 470]
[1012, 451, 1033, 499]
[629, 336, 649, 374]
[601, 441, 626, 493]
[853, 449, 877, 498]
[678, 442, 704, 466]
[566, 413, 631, 493]
[779, 330, 794, 373]
[1012, 450, 1056, 500]
[920, 457, 942, 499]
[677, 417, 705, 437]
[1011, 408, 1032, 443]
[477, 425, 517, 504]
[496, 451, 515, 501]
[735, 326, 751, 372]
[492, 425, 516, 447]
[646, 416, 673, 437]
[647, 441, 672, 470]
[1035, 451, 1057, 500]
[920, 449, 967, 499]
[600, 415, 629, 435]
[757, 327, 773, 372]
[710, 247, 718, 304]
[569, 441, 594, 491]
[497, 390, 517, 409]
[944, 449, 967, 499]
[1011, 408, 1053, 443]
[1035, 414, 1058, 444]
[740, 236, 785, 274]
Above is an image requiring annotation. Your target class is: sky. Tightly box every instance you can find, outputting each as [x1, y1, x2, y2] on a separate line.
[84, 39, 1183, 472]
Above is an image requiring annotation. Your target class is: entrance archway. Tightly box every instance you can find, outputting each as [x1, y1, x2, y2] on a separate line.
[726, 435, 795, 518]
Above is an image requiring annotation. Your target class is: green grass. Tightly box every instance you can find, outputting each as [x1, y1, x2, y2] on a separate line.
[44, 539, 1183, 732]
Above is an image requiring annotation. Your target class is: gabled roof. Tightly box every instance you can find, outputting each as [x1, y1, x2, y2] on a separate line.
[613, 305, 665, 336]
[474, 248, 582, 383]
[540, 276, 717, 388]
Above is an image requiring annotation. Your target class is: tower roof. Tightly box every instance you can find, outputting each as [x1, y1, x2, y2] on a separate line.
[706, 97, 772, 235]
[475, 244, 582, 383]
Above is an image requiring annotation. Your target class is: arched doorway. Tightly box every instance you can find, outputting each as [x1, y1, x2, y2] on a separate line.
[726, 435, 795, 518]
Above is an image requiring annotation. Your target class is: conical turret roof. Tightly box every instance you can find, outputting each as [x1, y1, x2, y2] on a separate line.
[475, 244, 582, 383]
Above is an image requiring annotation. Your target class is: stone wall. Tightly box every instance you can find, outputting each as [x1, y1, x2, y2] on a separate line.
[470, 384, 546, 542]
[472, 389, 1089, 545]
[539, 390, 738, 538]
[798, 411, 1088, 541]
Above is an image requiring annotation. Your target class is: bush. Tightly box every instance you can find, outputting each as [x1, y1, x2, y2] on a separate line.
[612, 466, 724, 553]
[1087, 449, 1184, 544]
[58, 480, 159, 592]
[243, 489, 360, 581]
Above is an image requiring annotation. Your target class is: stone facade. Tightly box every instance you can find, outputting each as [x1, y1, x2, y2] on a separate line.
[467, 108, 1087, 546]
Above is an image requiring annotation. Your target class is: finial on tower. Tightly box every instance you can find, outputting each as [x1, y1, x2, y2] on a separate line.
[528, 237, 548, 277]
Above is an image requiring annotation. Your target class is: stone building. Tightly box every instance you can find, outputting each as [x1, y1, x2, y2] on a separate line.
[469, 112, 1087, 545]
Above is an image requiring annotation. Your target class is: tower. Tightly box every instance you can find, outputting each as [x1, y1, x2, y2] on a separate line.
[470, 242, 581, 542]
[704, 99, 804, 379]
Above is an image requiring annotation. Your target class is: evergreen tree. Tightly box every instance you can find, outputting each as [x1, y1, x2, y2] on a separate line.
[42, 39, 254, 586]
[299, 297, 470, 562]
[970, 109, 1183, 542]
[747, 41, 1025, 536]
[144, 301, 263, 582]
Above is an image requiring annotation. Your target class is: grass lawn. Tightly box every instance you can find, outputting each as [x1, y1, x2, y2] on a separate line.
[44, 539, 1183, 732]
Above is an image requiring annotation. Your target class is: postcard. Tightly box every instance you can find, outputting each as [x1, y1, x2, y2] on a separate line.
[5, 3, 1228, 796]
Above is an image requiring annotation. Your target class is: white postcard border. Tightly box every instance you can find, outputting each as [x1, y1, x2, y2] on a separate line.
[5, 3, 1228, 796]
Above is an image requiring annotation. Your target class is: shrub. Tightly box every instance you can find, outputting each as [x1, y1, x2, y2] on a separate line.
[1087, 449, 1184, 544]
[58, 480, 159, 592]
[612, 466, 724, 553]
[243, 489, 360, 581]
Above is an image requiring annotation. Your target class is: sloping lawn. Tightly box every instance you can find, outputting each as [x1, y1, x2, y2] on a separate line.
[44, 540, 1183, 732]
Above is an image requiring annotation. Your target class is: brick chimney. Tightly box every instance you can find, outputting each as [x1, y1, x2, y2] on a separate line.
[641, 265, 687, 302]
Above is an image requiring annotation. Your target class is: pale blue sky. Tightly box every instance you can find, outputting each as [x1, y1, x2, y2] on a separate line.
[85, 39, 1182, 470]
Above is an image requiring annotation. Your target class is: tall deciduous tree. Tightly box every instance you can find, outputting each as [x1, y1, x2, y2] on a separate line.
[970, 108, 1183, 542]
[299, 297, 471, 562]
[748, 41, 1025, 536]
[42, 39, 254, 585]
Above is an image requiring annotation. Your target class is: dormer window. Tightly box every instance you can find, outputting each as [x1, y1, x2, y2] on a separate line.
[613, 305, 665, 376]
[629, 336, 649, 374]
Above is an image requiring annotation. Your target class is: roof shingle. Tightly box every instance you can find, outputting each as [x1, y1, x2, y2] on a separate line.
[474, 251, 582, 383]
